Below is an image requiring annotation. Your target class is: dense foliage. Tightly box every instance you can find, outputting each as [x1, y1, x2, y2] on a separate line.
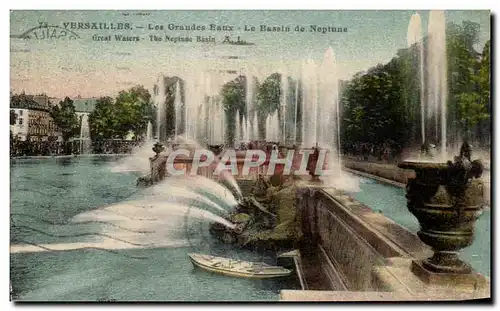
[221, 75, 247, 145]
[340, 20, 490, 151]
[89, 85, 154, 142]
[10, 109, 17, 126]
[50, 97, 80, 142]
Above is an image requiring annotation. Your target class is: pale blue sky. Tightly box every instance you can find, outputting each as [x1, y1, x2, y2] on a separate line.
[10, 10, 490, 98]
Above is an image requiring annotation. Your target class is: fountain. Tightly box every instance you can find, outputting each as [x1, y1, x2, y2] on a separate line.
[318, 47, 341, 177]
[245, 72, 255, 141]
[293, 77, 299, 143]
[300, 59, 318, 148]
[146, 121, 153, 142]
[407, 13, 426, 149]
[72, 177, 237, 249]
[293, 47, 343, 181]
[398, 142, 486, 286]
[148, 46, 353, 189]
[235, 111, 241, 146]
[79, 114, 91, 154]
[280, 71, 289, 144]
[426, 11, 448, 159]
[174, 80, 183, 137]
[407, 11, 448, 159]
[401, 13, 488, 285]
[252, 114, 258, 141]
[156, 76, 167, 143]
[265, 113, 280, 143]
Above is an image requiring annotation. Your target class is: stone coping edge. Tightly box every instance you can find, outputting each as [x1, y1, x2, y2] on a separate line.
[279, 290, 491, 301]
[342, 167, 405, 188]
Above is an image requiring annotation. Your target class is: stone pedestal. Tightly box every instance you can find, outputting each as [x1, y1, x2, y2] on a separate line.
[411, 260, 488, 290]
[368, 257, 490, 301]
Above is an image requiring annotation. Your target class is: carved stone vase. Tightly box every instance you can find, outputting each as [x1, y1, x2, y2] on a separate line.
[398, 158, 485, 274]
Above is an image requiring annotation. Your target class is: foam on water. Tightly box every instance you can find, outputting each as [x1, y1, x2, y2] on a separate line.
[109, 142, 169, 174]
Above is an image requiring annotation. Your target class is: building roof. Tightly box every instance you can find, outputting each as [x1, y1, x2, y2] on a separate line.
[10, 94, 50, 112]
[72, 98, 98, 113]
[32, 95, 50, 107]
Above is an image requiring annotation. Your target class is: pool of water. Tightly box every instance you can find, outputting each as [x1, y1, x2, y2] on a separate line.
[349, 175, 491, 277]
[10, 157, 490, 301]
[10, 157, 297, 301]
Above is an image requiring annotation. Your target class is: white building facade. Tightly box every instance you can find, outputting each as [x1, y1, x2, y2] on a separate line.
[10, 108, 29, 141]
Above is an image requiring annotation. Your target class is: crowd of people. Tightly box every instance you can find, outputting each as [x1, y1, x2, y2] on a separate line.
[9, 136, 143, 157]
[343, 142, 402, 163]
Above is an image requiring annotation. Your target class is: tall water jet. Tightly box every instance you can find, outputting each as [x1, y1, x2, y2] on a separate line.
[280, 71, 289, 144]
[156, 76, 166, 142]
[184, 71, 205, 141]
[294, 76, 299, 143]
[407, 13, 425, 147]
[146, 121, 153, 142]
[235, 110, 241, 146]
[245, 71, 255, 141]
[318, 47, 341, 176]
[252, 114, 258, 141]
[242, 116, 248, 142]
[266, 113, 280, 142]
[273, 113, 279, 142]
[427, 10, 448, 159]
[216, 97, 225, 145]
[79, 114, 91, 154]
[209, 98, 214, 145]
[301, 59, 319, 148]
[265, 115, 270, 142]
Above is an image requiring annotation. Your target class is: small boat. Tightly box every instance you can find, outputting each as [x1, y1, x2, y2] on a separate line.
[188, 253, 293, 279]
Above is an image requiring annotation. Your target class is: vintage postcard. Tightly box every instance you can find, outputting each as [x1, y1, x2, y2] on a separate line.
[9, 9, 491, 302]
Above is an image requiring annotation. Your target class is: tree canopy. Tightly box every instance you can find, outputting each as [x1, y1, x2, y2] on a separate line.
[10, 110, 17, 126]
[88, 85, 154, 141]
[50, 97, 80, 142]
[340, 20, 490, 151]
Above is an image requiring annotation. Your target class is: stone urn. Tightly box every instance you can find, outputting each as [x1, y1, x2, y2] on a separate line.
[398, 149, 484, 275]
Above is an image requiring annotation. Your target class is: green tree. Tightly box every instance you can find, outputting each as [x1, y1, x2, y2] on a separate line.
[446, 21, 483, 142]
[456, 93, 489, 136]
[161, 77, 183, 140]
[10, 109, 17, 125]
[475, 40, 491, 145]
[256, 73, 281, 115]
[478, 40, 490, 104]
[256, 73, 281, 139]
[89, 96, 119, 140]
[340, 20, 490, 154]
[221, 75, 246, 145]
[114, 85, 153, 140]
[51, 97, 79, 143]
